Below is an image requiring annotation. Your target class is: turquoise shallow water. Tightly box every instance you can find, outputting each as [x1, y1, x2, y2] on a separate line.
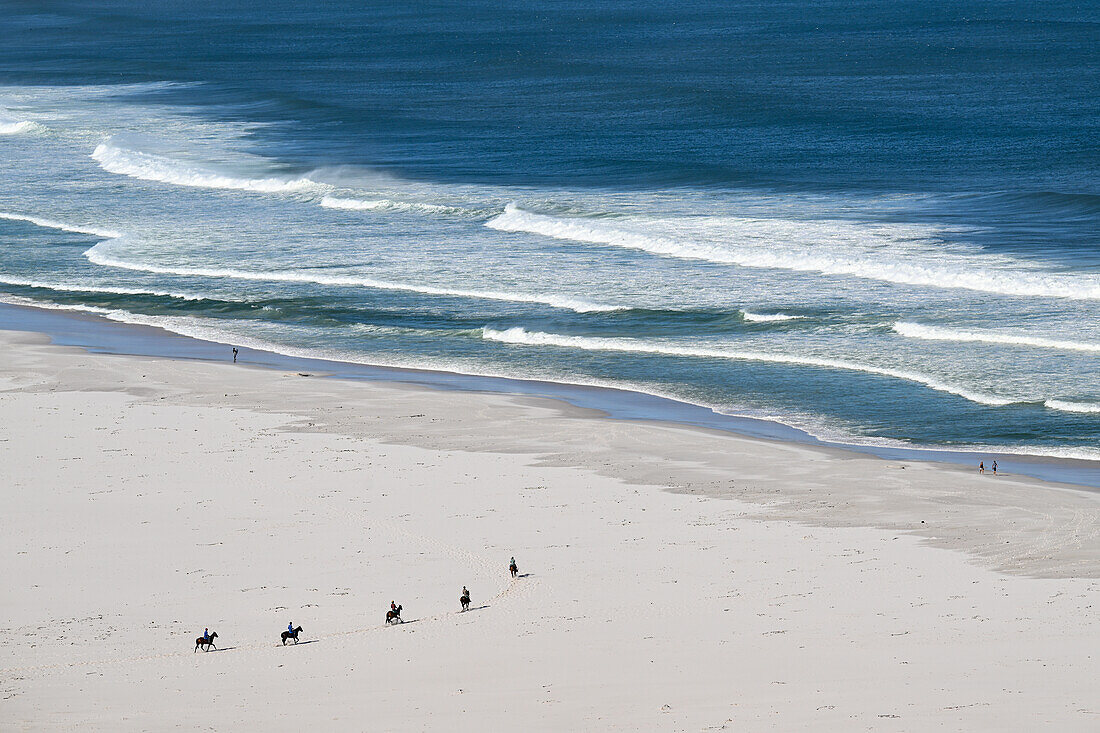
[0, 1, 1097, 459]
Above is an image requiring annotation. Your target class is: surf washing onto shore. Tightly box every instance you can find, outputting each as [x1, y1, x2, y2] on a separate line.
[0, 1, 1097, 460]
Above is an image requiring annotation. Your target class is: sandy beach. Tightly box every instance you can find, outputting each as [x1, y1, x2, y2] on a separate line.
[1, 326, 1098, 731]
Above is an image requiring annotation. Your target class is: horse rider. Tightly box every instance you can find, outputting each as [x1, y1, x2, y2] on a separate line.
[390, 600, 398, 613]
[288, 621, 295, 635]
[462, 586, 470, 599]
[203, 628, 211, 643]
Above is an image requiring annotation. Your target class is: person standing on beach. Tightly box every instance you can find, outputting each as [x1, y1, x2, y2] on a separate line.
[232, 347, 238, 363]
[992, 460, 998, 475]
[979, 461, 985, 474]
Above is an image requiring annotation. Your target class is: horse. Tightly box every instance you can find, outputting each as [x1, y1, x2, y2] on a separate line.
[281, 626, 303, 645]
[460, 593, 471, 611]
[510, 562, 519, 578]
[194, 631, 218, 652]
[385, 605, 403, 625]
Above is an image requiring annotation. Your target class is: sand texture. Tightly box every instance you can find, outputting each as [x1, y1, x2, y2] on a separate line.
[1, 330, 1097, 731]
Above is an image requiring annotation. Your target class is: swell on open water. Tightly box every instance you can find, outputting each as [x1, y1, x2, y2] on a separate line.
[0, 1, 1097, 459]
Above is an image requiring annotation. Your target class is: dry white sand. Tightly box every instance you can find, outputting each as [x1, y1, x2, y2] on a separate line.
[1, 328, 1097, 731]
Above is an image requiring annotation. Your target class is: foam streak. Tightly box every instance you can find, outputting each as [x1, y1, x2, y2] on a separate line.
[894, 321, 1100, 353]
[84, 241, 620, 313]
[481, 326, 1015, 407]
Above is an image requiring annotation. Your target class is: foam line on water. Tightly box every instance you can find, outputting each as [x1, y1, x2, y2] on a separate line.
[486, 204, 1100, 300]
[4, 294, 1096, 460]
[742, 310, 802, 323]
[84, 240, 621, 313]
[0, 275, 210, 301]
[1044, 400, 1100, 414]
[481, 326, 1016, 407]
[320, 195, 476, 217]
[92, 141, 331, 195]
[0, 211, 121, 239]
[0, 120, 41, 134]
[893, 321, 1100, 353]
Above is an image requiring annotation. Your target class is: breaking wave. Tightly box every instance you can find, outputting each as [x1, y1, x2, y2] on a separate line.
[0, 275, 207, 301]
[0, 119, 41, 134]
[92, 140, 331, 194]
[320, 195, 476, 217]
[742, 310, 802, 323]
[84, 240, 621, 313]
[486, 204, 1100, 300]
[0, 211, 121, 239]
[481, 326, 1018, 407]
[894, 321, 1100, 353]
[1044, 400, 1100, 414]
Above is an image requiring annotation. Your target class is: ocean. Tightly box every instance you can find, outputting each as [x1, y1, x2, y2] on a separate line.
[0, 0, 1097, 460]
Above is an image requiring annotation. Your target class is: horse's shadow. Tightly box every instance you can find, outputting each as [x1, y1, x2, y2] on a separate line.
[516, 573, 533, 579]
[204, 646, 237, 653]
[287, 639, 319, 646]
[464, 604, 491, 612]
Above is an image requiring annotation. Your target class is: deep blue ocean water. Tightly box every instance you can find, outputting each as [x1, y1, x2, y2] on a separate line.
[0, 0, 1097, 458]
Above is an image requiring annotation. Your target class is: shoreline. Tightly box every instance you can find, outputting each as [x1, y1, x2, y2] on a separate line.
[4, 310, 1095, 726]
[1, 298, 1098, 490]
[2, 310, 1098, 729]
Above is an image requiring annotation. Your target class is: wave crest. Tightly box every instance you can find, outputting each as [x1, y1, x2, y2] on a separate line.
[92, 141, 331, 194]
[0, 211, 121, 239]
[0, 120, 42, 134]
[742, 310, 802, 323]
[320, 196, 475, 217]
[1044, 399, 1100, 413]
[486, 204, 1100, 301]
[84, 240, 620, 313]
[894, 321, 1100, 353]
[481, 326, 1016, 407]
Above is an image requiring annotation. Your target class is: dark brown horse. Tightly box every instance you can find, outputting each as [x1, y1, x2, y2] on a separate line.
[385, 605, 403, 624]
[281, 626, 303, 645]
[460, 593, 471, 611]
[195, 631, 218, 652]
[510, 562, 518, 578]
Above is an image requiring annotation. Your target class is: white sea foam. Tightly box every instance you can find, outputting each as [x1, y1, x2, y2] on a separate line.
[486, 204, 1100, 300]
[84, 240, 621, 313]
[1044, 399, 1100, 414]
[0, 119, 41, 134]
[92, 140, 331, 194]
[0, 275, 208, 301]
[481, 326, 1016, 407]
[893, 321, 1100, 353]
[320, 195, 472, 216]
[5, 292, 1096, 461]
[742, 310, 802, 323]
[0, 211, 121, 239]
